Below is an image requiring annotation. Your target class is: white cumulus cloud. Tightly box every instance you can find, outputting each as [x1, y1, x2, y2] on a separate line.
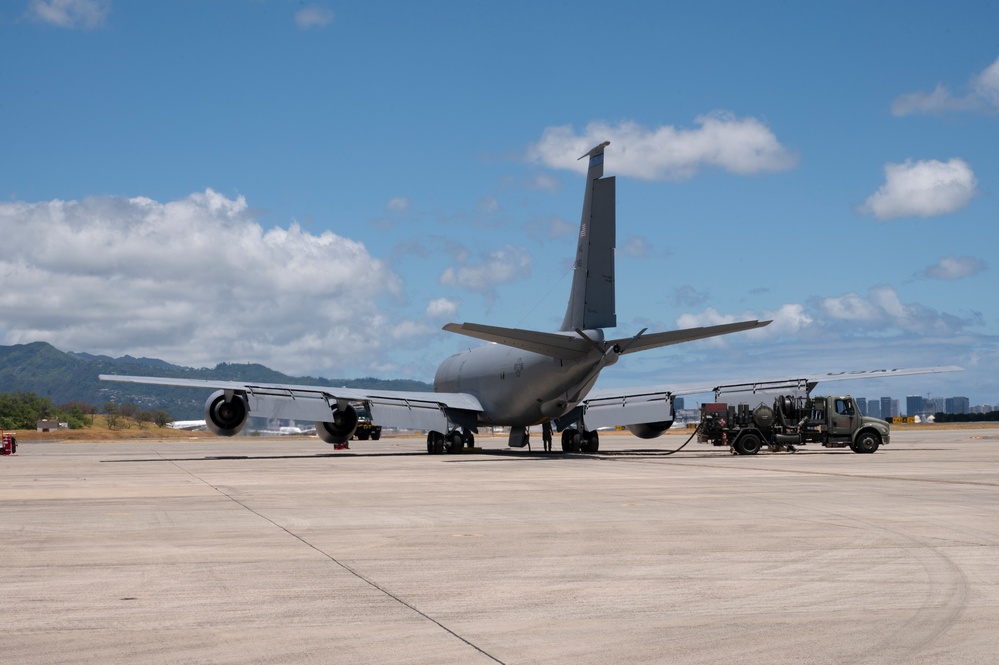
[425, 297, 459, 319]
[892, 55, 999, 115]
[0, 190, 405, 376]
[859, 159, 977, 220]
[922, 256, 988, 280]
[818, 286, 966, 334]
[619, 235, 652, 258]
[386, 196, 410, 213]
[25, 0, 110, 29]
[294, 4, 334, 30]
[527, 114, 796, 181]
[438, 244, 532, 307]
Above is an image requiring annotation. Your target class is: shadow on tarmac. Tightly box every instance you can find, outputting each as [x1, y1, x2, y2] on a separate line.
[97, 446, 895, 464]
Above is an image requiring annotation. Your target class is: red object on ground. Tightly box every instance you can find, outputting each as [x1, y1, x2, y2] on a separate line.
[1, 433, 14, 455]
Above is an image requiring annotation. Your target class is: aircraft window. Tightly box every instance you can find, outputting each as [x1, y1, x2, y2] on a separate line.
[835, 399, 855, 416]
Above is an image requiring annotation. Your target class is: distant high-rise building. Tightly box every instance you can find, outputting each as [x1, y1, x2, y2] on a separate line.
[856, 397, 867, 416]
[881, 396, 893, 419]
[674, 397, 684, 411]
[867, 399, 882, 419]
[945, 397, 970, 415]
[906, 395, 923, 417]
[926, 397, 945, 415]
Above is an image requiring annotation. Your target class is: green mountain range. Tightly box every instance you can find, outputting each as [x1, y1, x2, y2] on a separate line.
[0, 341, 432, 421]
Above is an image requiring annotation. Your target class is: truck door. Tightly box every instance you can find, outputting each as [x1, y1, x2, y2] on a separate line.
[829, 397, 859, 439]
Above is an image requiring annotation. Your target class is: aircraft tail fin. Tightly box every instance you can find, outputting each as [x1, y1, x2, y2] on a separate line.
[560, 141, 616, 332]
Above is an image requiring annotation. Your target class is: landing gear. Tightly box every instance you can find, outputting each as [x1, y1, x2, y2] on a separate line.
[561, 428, 580, 452]
[560, 428, 599, 453]
[427, 429, 470, 454]
[463, 430, 475, 448]
[426, 431, 445, 454]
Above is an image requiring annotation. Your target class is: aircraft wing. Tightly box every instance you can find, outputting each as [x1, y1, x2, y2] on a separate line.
[99, 375, 483, 432]
[574, 365, 963, 430]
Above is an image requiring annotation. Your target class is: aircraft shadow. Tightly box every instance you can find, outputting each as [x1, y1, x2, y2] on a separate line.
[100, 446, 904, 464]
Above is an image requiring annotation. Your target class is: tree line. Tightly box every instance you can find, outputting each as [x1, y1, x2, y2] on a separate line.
[932, 411, 999, 423]
[0, 391, 171, 430]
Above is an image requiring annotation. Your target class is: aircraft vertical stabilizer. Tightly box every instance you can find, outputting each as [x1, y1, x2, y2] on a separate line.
[560, 141, 616, 332]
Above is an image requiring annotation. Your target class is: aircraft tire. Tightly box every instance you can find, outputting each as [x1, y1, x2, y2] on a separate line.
[463, 431, 475, 448]
[580, 431, 599, 453]
[447, 431, 464, 454]
[427, 431, 445, 454]
[561, 429, 581, 453]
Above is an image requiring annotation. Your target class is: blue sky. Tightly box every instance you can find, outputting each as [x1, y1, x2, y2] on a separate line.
[1, 0, 997, 407]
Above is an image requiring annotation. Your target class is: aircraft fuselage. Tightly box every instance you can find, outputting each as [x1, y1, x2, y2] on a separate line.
[433, 329, 615, 427]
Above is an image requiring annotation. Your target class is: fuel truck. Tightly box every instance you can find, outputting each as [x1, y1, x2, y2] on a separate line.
[698, 394, 889, 455]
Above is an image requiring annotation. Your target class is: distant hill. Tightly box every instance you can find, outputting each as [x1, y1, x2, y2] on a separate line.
[0, 342, 433, 420]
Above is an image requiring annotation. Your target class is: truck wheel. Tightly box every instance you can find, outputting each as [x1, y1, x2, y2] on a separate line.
[735, 432, 762, 456]
[371, 430, 381, 441]
[854, 431, 880, 454]
[357, 430, 369, 441]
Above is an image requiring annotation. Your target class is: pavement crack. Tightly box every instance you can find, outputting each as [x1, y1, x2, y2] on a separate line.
[160, 454, 505, 665]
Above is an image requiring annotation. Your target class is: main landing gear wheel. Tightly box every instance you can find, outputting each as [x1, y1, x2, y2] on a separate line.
[561, 429, 581, 453]
[447, 431, 464, 454]
[463, 430, 475, 448]
[580, 430, 599, 453]
[427, 431, 445, 454]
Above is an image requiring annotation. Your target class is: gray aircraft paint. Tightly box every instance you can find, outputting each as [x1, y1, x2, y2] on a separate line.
[101, 142, 794, 444]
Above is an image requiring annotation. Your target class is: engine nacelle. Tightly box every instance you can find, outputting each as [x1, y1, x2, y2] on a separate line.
[626, 420, 674, 440]
[316, 405, 359, 444]
[205, 390, 249, 437]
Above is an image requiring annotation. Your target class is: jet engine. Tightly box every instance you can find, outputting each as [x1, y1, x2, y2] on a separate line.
[626, 420, 674, 440]
[205, 390, 249, 437]
[315, 405, 359, 444]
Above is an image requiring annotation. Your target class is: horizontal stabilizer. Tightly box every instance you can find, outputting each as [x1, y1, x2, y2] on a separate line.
[443, 323, 592, 360]
[608, 319, 771, 355]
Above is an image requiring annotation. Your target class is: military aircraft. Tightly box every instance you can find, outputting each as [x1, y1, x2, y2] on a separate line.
[100, 142, 957, 453]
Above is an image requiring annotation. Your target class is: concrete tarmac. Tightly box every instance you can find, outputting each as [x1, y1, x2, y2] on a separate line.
[2, 430, 998, 664]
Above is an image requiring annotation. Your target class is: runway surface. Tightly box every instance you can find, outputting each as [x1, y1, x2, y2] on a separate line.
[2, 430, 998, 664]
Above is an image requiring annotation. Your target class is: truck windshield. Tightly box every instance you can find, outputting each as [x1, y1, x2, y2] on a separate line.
[834, 399, 855, 416]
